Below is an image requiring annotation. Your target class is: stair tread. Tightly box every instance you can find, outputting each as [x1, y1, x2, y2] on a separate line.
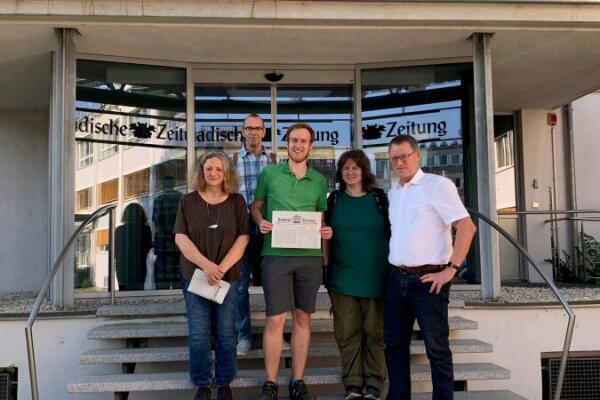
[97, 293, 465, 317]
[413, 391, 527, 400]
[68, 364, 510, 392]
[81, 339, 493, 364]
[266, 393, 527, 400]
[88, 316, 476, 339]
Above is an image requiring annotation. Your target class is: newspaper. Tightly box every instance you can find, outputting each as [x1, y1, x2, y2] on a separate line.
[187, 268, 230, 304]
[271, 210, 321, 249]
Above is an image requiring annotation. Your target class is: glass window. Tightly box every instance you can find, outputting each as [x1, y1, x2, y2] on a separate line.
[78, 139, 94, 169]
[124, 168, 150, 200]
[361, 63, 471, 199]
[97, 178, 119, 205]
[439, 154, 448, 166]
[194, 85, 271, 156]
[76, 187, 92, 211]
[276, 85, 353, 191]
[495, 131, 514, 170]
[75, 59, 187, 293]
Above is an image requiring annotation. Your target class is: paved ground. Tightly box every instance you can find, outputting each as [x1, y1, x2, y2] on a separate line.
[2, 284, 600, 316]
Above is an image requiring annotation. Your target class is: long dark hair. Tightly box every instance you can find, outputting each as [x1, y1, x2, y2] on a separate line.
[335, 150, 377, 192]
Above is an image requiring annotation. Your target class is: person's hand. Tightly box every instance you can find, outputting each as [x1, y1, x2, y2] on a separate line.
[259, 219, 273, 234]
[420, 267, 456, 294]
[203, 263, 224, 286]
[320, 226, 333, 240]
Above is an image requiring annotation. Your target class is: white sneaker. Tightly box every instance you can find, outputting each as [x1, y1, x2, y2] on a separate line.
[237, 339, 252, 356]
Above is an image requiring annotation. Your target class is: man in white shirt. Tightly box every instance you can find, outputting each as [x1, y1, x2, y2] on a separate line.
[385, 135, 477, 400]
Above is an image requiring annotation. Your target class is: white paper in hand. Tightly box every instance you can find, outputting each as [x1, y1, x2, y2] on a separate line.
[187, 268, 230, 304]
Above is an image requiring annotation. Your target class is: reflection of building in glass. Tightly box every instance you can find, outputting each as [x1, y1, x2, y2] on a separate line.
[420, 140, 465, 200]
[375, 152, 391, 192]
[277, 147, 337, 191]
[74, 60, 187, 292]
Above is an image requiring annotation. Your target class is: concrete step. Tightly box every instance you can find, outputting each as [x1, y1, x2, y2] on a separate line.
[68, 363, 510, 393]
[268, 393, 526, 400]
[96, 292, 465, 318]
[87, 316, 477, 340]
[81, 339, 493, 364]
[414, 392, 527, 400]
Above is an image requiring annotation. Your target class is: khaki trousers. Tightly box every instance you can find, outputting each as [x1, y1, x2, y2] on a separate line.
[329, 291, 387, 391]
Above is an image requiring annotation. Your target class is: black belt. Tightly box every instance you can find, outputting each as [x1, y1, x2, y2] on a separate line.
[395, 264, 446, 274]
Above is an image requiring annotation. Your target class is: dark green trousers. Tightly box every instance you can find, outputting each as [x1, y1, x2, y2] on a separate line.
[329, 291, 387, 391]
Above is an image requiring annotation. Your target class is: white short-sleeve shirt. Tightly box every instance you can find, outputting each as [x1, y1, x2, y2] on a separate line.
[388, 169, 469, 267]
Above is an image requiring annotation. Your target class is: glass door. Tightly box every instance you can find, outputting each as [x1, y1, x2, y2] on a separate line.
[192, 67, 355, 187]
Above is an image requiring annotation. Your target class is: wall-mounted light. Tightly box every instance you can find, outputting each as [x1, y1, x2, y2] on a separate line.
[264, 71, 284, 82]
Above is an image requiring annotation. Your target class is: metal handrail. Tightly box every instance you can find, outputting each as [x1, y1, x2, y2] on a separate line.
[25, 204, 116, 400]
[468, 208, 576, 400]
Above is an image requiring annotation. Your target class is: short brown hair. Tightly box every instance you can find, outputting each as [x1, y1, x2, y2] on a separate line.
[389, 134, 418, 151]
[242, 113, 264, 128]
[192, 151, 240, 194]
[336, 150, 377, 192]
[286, 123, 315, 143]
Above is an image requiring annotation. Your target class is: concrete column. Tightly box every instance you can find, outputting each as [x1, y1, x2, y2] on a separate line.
[472, 32, 501, 299]
[49, 28, 77, 307]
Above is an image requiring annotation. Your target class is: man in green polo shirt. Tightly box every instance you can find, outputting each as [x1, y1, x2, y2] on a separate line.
[250, 123, 332, 400]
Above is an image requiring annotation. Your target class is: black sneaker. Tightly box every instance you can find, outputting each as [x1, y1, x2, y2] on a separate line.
[259, 380, 278, 400]
[344, 386, 363, 400]
[363, 386, 381, 400]
[289, 379, 316, 400]
[194, 386, 211, 400]
[217, 384, 233, 400]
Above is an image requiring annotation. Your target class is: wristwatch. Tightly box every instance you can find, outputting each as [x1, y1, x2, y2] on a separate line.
[446, 262, 460, 272]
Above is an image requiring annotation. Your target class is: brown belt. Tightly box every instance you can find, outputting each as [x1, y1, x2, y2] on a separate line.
[396, 264, 446, 274]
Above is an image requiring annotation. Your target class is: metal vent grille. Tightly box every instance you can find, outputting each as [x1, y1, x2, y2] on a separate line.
[549, 357, 600, 400]
[0, 373, 9, 400]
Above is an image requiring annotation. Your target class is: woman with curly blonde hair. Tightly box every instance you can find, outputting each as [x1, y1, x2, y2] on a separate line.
[174, 150, 249, 400]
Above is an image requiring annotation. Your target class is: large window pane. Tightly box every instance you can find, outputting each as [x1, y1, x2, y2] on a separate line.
[276, 85, 353, 191]
[194, 85, 272, 156]
[361, 63, 475, 281]
[75, 60, 187, 293]
[361, 63, 471, 200]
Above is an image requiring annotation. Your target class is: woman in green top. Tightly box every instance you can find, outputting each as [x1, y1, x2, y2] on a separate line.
[325, 150, 390, 400]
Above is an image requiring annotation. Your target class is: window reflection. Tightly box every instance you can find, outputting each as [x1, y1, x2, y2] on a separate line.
[194, 85, 272, 155]
[276, 85, 353, 191]
[74, 60, 187, 293]
[361, 63, 471, 199]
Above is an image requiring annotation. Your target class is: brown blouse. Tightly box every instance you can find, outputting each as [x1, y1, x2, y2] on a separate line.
[173, 191, 249, 282]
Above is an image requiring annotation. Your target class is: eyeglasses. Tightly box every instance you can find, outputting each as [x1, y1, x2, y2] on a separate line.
[243, 126, 264, 132]
[390, 151, 416, 164]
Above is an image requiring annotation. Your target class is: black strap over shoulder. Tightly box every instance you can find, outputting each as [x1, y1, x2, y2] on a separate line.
[325, 187, 390, 238]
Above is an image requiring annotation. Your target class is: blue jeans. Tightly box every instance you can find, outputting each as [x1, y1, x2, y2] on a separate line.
[236, 222, 261, 342]
[182, 277, 240, 386]
[384, 268, 453, 400]
[236, 249, 252, 341]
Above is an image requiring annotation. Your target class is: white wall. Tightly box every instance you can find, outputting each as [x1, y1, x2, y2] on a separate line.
[571, 93, 600, 240]
[519, 109, 571, 282]
[452, 306, 599, 400]
[0, 110, 49, 292]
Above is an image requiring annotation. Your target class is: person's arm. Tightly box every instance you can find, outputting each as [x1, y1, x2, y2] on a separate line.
[175, 233, 221, 284]
[218, 234, 250, 274]
[250, 198, 273, 234]
[320, 212, 333, 240]
[420, 216, 477, 294]
[449, 216, 477, 266]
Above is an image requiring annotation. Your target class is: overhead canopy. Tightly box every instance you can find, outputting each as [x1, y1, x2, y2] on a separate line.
[2, 1, 600, 110]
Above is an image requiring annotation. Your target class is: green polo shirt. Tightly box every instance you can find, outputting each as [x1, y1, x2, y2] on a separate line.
[254, 162, 328, 256]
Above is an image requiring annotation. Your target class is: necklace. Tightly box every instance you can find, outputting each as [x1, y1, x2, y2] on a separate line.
[206, 202, 221, 229]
